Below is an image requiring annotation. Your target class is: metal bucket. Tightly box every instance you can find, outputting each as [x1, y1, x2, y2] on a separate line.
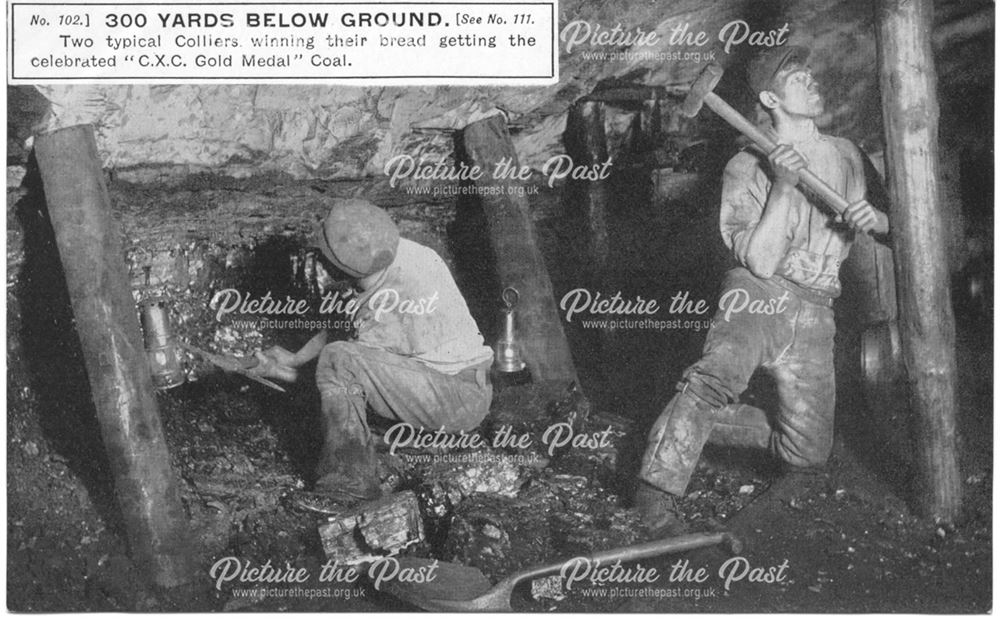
[139, 298, 186, 390]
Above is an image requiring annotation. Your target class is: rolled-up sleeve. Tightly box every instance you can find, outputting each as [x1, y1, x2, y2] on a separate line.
[720, 152, 770, 267]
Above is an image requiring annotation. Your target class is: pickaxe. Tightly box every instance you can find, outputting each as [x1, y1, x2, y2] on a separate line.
[682, 63, 854, 219]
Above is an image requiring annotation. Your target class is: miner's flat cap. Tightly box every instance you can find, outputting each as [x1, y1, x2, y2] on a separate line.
[311, 198, 400, 278]
[747, 45, 810, 96]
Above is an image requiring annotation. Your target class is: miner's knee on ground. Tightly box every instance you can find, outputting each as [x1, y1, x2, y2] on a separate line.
[641, 360, 835, 496]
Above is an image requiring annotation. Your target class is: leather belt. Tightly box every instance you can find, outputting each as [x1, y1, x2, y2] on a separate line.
[770, 275, 834, 308]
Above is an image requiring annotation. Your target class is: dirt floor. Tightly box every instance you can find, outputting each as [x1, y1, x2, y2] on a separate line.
[6, 172, 993, 612]
[6, 332, 992, 612]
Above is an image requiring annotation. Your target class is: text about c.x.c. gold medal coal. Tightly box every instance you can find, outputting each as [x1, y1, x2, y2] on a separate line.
[8, 2, 557, 84]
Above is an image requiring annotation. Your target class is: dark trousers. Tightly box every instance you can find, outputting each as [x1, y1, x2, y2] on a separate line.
[313, 341, 492, 499]
[640, 268, 836, 496]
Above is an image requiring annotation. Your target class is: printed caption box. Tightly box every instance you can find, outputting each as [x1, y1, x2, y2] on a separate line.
[8, 2, 557, 83]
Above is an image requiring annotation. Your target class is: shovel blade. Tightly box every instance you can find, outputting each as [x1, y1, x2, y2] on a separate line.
[375, 557, 493, 609]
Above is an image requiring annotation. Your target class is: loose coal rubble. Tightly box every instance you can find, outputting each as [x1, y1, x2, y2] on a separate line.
[157, 377, 774, 611]
[356, 383, 773, 608]
[358, 382, 650, 609]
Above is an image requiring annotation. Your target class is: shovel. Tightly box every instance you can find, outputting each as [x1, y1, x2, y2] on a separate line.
[382, 531, 741, 612]
[178, 341, 287, 393]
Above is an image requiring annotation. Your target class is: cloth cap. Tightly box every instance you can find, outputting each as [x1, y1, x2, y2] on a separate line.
[747, 45, 810, 96]
[310, 199, 399, 278]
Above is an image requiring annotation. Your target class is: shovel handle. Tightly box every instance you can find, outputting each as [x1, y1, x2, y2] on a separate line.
[505, 532, 740, 585]
[178, 341, 286, 392]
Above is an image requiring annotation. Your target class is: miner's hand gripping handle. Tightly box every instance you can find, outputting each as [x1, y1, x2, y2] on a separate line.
[250, 349, 299, 383]
[684, 63, 851, 218]
[249, 331, 329, 382]
[704, 92, 851, 216]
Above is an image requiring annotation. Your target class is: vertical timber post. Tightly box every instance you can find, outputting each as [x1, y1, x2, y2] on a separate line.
[875, 0, 962, 521]
[463, 114, 580, 387]
[566, 100, 611, 273]
[34, 125, 194, 586]
[638, 94, 662, 154]
[565, 100, 617, 395]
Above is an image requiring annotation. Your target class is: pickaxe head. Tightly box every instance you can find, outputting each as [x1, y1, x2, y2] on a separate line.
[681, 63, 724, 118]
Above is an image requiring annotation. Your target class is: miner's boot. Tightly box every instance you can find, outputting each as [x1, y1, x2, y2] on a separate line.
[639, 388, 718, 496]
[634, 480, 687, 537]
[313, 386, 383, 506]
[314, 436, 383, 503]
[636, 386, 721, 534]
